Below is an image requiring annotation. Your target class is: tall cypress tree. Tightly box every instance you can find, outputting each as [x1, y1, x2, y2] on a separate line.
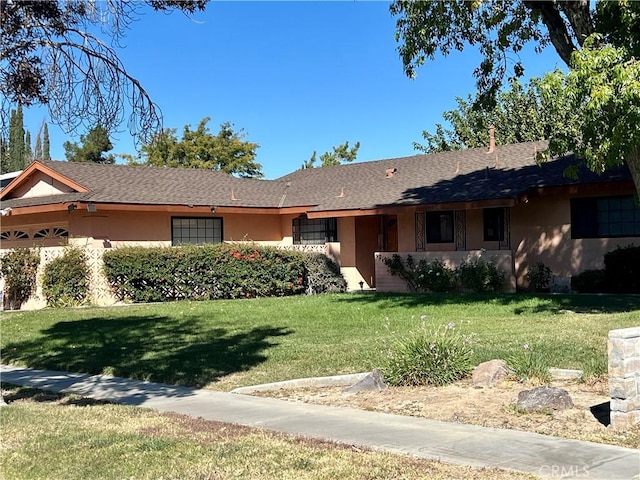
[42, 122, 51, 161]
[34, 128, 42, 160]
[8, 104, 26, 171]
[24, 130, 32, 164]
[0, 135, 8, 174]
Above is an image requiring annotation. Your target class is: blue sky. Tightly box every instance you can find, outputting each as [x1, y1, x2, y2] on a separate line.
[22, 1, 563, 179]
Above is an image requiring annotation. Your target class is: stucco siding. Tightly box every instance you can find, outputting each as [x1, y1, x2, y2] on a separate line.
[512, 195, 639, 288]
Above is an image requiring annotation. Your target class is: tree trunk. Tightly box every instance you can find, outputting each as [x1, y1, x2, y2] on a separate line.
[626, 146, 640, 198]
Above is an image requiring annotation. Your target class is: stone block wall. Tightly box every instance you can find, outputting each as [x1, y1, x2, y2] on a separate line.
[608, 326, 640, 430]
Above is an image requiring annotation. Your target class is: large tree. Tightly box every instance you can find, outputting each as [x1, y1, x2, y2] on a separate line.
[1, 0, 209, 146]
[63, 125, 115, 164]
[4, 104, 29, 174]
[140, 118, 262, 178]
[415, 79, 572, 154]
[391, 1, 640, 193]
[302, 141, 361, 169]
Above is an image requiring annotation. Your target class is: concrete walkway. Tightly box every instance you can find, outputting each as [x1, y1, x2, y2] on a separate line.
[1, 364, 638, 480]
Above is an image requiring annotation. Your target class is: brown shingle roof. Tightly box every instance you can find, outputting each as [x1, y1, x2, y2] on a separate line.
[277, 141, 631, 211]
[1, 142, 632, 211]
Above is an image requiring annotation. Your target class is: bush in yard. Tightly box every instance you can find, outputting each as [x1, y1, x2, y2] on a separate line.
[383, 323, 473, 387]
[382, 255, 456, 293]
[381, 254, 418, 291]
[525, 261, 552, 292]
[457, 254, 504, 292]
[302, 253, 346, 294]
[604, 244, 640, 293]
[506, 343, 551, 384]
[414, 258, 457, 293]
[571, 269, 607, 293]
[0, 248, 40, 310]
[102, 243, 306, 303]
[42, 247, 90, 307]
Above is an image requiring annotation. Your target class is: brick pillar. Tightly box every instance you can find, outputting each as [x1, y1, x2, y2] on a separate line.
[608, 326, 640, 430]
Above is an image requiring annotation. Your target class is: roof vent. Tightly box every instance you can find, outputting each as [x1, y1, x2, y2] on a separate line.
[385, 168, 397, 178]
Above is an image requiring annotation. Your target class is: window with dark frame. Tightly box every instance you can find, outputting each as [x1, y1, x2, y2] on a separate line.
[292, 217, 337, 245]
[571, 195, 640, 239]
[171, 217, 223, 246]
[483, 208, 505, 242]
[425, 211, 454, 243]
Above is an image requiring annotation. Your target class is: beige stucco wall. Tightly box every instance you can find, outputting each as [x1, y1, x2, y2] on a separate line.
[12, 171, 75, 198]
[397, 211, 415, 252]
[511, 195, 639, 288]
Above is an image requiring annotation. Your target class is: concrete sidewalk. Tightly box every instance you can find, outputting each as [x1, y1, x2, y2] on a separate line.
[1, 364, 638, 480]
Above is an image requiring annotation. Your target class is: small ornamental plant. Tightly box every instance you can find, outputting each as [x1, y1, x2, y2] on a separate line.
[506, 342, 551, 384]
[525, 261, 552, 292]
[383, 321, 474, 387]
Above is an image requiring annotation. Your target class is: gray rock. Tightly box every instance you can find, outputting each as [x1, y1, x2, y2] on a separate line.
[516, 386, 574, 412]
[549, 368, 583, 381]
[342, 369, 386, 395]
[472, 359, 512, 388]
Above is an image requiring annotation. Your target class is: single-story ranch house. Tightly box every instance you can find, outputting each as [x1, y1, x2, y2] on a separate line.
[0, 138, 637, 306]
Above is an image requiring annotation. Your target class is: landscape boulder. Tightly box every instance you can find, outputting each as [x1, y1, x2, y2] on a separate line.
[516, 386, 574, 412]
[472, 359, 512, 388]
[343, 369, 386, 395]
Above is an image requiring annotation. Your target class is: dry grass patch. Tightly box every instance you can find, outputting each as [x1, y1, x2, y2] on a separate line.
[1, 385, 535, 480]
[253, 377, 640, 449]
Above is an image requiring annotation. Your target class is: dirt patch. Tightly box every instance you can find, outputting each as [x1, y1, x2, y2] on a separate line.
[252, 376, 640, 449]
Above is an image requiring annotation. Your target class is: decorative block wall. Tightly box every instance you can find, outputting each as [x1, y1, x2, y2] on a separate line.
[608, 326, 640, 430]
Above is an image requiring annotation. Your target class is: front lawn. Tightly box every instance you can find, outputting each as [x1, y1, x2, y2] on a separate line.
[1, 293, 638, 390]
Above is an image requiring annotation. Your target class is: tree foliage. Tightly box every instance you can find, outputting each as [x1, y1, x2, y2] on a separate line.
[392, 0, 640, 193]
[2, 104, 29, 174]
[415, 80, 557, 153]
[140, 118, 262, 178]
[1, 0, 209, 146]
[63, 125, 115, 164]
[302, 141, 361, 169]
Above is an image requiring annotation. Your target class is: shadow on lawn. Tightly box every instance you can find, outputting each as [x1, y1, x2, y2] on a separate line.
[337, 292, 640, 314]
[2, 314, 291, 388]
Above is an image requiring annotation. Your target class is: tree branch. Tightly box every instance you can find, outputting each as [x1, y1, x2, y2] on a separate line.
[523, 1, 576, 66]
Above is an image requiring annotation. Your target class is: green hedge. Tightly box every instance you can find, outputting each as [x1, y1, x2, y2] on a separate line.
[102, 244, 307, 303]
[0, 248, 40, 310]
[42, 246, 90, 307]
[604, 244, 640, 293]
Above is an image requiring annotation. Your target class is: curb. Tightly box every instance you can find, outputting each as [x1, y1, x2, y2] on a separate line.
[230, 372, 369, 394]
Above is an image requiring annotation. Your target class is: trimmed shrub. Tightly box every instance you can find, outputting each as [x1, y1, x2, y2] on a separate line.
[525, 261, 552, 292]
[604, 244, 640, 293]
[571, 269, 606, 293]
[383, 253, 505, 293]
[457, 255, 504, 292]
[102, 243, 306, 303]
[0, 248, 40, 310]
[41, 246, 90, 307]
[414, 258, 457, 293]
[383, 324, 473, 387]
[302, 253, 346, 294]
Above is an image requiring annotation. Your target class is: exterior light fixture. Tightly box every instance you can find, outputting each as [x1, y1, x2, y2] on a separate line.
[210, 206, 217, 213]
[67, 204, 77, 213]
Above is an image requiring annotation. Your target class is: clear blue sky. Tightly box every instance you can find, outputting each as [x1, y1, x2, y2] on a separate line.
[22, 1, 563, 180]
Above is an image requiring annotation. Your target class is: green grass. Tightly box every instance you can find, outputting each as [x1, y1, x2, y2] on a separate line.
[1, 385, 536, 480]
[1, 292, 639, 390]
